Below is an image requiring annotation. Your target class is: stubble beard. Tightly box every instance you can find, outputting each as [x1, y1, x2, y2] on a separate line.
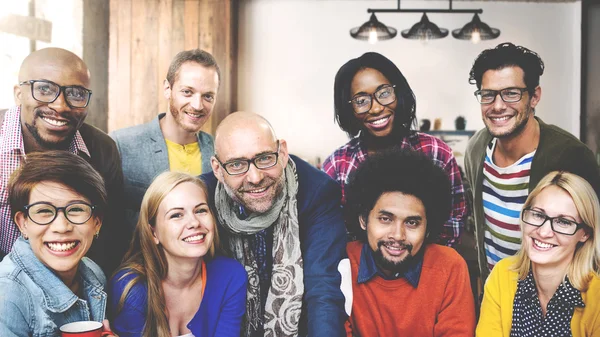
[487, 101, 533, 139]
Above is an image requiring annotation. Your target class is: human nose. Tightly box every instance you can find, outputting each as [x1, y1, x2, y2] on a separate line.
[389, 222, 406, 241]
[47, 90, 70, 112]
[537, 218, 555, 237]
[491, 92, 507, 111]
[190, 94, 203, 111]
[368, 96, 385, 115]
[245, 163, 264, 185]
[50, 210, 74, 233]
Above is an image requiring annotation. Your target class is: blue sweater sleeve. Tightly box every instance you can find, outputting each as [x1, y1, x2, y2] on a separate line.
[300, 175, 349, 337]
[212, 260, 248, 337]
[109, 270, 147, 337]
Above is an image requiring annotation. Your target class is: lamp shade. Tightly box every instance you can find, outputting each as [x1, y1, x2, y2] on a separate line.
[401, 13, 448, 40]
[452, 13, 500, 42]
[350, 13, 397, 43]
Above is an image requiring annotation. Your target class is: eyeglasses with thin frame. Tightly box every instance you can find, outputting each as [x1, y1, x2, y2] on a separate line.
[348, 84, 397, 114]
[19, 80, 93, 108]
[521, 208, 585, 236]
[474, 87, 528, 105]
[215, 141, 280, 176]
[23, 201, 96, 225]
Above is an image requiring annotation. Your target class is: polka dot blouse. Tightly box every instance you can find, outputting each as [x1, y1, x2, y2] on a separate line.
[510, 271, 585, 337]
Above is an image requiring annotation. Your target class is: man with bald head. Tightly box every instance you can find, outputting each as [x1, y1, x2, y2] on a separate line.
[0, 48, 128, 275]
[201, 112, 349, 337]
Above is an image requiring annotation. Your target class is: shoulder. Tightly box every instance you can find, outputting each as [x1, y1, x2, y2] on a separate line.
[409, 132, 455, 161]
[200, 171, 218, 194]
[110, 269, 148, 302]
[538, 118, 588, 148]
[294, 155, 342, 211]
[423, 244, 468, 271]
[0, 259, 33, 314]
[345, 241, 363, 264]
[295, 155, 339, 192]
[197, 131, 214, 143]
[207, 255, 246, 279]
[109, 119, 155, 144]
[466, 127, 492, 152]
[81, 257, 107, 286]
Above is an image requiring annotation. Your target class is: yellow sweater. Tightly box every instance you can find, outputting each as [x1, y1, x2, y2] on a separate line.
[476, 257, 600, 337]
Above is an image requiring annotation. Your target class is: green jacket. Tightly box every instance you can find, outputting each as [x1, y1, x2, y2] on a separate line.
[464, 117, 600, 283]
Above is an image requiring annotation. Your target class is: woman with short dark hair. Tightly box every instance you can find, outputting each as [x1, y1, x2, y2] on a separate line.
[0, 151, 116, 336]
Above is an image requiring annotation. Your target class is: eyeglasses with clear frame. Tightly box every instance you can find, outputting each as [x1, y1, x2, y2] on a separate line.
[215, 141, 281, 176]
[23, 202, 96, 225]
[474, 87, 528, 105]
[521, 208, 586, 236]
[348, 84, 397, 114]
[19, 80, 93, 108]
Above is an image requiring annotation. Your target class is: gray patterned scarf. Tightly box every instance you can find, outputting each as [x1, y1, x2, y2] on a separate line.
[215, 159, 303, 337]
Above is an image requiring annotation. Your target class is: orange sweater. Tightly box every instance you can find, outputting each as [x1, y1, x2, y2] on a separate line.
[345, 242, 476, 337]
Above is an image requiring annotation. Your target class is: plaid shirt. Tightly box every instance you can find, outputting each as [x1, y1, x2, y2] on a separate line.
[322, 132, 466, 247]
[0, 106, 90, 255]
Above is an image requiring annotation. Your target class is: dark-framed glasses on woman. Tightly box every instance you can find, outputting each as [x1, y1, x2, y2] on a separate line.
[23, 202, 96, 225]
[349, 84, 397, 114]
[522, 208, 585, 235]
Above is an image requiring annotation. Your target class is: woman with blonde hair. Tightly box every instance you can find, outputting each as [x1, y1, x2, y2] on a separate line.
[109, 172, 247, 337]
[477, 171, 600, 336]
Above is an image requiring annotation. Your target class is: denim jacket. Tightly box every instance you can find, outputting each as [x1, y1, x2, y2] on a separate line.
[0, 237, 107, 337]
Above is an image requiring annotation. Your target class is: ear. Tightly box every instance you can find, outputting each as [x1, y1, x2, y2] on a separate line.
[579, 231, 590, 244]
[151, 226, 160, 245]
[163, 79, 172, 100]
[14, 84, 22, 105]
[14, 211, 27, 234]
[278, 139, 289, 168]
[359, 215, 367, 231]
[211, 156, 225, 182]
[529, 86, 542, 109]
[93, 217, 102, 233]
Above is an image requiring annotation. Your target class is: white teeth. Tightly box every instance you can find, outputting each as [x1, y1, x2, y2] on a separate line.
[183, 234, 205, 242]
[248, 187, 267, 194]
[370, 116, 389, 125]
[533, 239, 554, 249]
[42, 117, 68, 126]
[47, 241, 77, 251]
[186, 112, 202, 118]
[491, 116, 510, 121]
[384, 244, 402, 251]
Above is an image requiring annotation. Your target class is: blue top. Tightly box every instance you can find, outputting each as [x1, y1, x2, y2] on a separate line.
[109, 255, 247, 337]
[201, 155, 349, 336]
[0, 237, 107, 337]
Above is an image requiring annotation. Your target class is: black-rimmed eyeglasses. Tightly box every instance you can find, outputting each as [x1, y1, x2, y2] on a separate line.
[474, 87, 528, 105]
[348, 84, 397, 114]
[522, 208, 585, 236]
[23, 202, 96, 225]
[19, 80, 93, 108]
[215, 141, 280, 176]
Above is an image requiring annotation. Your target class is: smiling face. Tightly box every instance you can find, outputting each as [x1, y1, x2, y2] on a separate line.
[361, 192, 427, 277]
[480, 66, 540, 139]
[211, 120, 289, 214]
[15, 181, 100, 284]
[350, 68, 397, 138]
[152, 182, 215, 262]
[164, 62, 219, 134]
[15, 58, 90, 151]
[523, 185, 589, 271]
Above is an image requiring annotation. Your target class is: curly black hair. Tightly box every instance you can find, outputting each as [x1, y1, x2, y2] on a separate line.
[345, 148, 452, 243]
[333, 52, 417, 138]
[468, 42, 544, 95]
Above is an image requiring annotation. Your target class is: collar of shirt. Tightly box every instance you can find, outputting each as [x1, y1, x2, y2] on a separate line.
[1, 106, 90, 158]
[357, 242, 424, 287]
[519, 271, 585, 308]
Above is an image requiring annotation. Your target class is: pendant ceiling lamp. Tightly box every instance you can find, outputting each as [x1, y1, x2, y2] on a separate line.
[350, 13, 397, 44]
[401, 13, 448, 40]
[452, 13, 501, 43]
[350, 0, 500, 43]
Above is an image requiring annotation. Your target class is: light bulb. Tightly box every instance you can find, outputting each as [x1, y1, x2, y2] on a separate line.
[471, 30, 481, 44]
[368, 29, 378, 44]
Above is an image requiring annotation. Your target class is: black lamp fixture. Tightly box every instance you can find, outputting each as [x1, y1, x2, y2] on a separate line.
[350, 0, 500, 43]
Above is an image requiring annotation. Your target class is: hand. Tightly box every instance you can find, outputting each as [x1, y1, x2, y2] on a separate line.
[102, 319, 119, 337]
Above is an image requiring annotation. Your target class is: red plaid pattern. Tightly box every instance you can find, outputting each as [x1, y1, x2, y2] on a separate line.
[0, 106, 90, 254]
[322, 132, 466, 247]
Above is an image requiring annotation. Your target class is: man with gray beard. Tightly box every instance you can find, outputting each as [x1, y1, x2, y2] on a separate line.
[201, 111, 348, 337]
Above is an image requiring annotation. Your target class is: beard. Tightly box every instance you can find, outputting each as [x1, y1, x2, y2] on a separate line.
[222, 174, 286, 214]
[372, 240, 415, 275]
[25, 108, 79, 150]
[169, 103, 209, 134]
[487, 102, 533, 139]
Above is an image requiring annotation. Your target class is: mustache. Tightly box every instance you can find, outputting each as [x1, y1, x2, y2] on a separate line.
[34, 107, 76, 123]
[377, 240, 413, 253]
[238, 178, 276, 192]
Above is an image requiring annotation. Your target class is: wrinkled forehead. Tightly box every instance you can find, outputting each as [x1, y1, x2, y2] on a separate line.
[216, 125, 277, 161]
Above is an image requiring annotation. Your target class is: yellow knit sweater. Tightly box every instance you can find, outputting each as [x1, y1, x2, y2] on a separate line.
[476, 257, 600, 337]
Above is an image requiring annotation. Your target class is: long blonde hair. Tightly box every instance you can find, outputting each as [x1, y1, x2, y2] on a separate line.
[115, 172, 220, 337]
[512, 171, 600, 291]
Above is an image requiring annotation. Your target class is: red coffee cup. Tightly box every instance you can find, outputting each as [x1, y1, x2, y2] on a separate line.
[60, 321, 112, 337]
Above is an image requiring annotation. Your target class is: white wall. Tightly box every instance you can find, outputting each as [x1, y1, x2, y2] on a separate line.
[238, 0, 582, 163]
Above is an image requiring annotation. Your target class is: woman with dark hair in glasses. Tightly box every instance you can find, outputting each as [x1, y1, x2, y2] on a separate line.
[0, 151, 116, 336]
[477, 171, 600, 336]
[322, 52, 466, 246]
